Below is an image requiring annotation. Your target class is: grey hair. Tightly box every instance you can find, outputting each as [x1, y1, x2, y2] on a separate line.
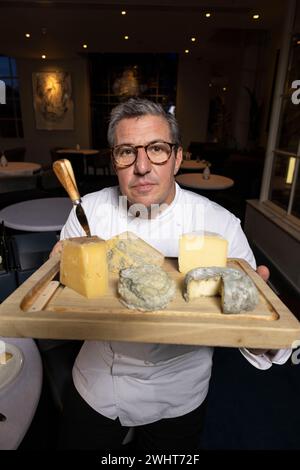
[107, 97, 182, 148]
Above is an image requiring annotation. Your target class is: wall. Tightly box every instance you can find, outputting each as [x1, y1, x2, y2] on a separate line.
[244, 201, 300, 293]
[0, 57, 90, 166]
[176, 55, 210, 150]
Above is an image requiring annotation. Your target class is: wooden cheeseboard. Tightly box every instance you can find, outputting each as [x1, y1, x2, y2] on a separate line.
[0, 254, 299, 348]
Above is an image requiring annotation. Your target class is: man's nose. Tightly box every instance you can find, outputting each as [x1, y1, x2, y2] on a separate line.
[134, 147, 152, 174]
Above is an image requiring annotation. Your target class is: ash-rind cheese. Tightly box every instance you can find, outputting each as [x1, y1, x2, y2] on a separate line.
[179, 232, 228, 273]
[60, 236, 108, 298]
[118, 264, 176, 311]
[183, 266, 259, 314]
[106, 231, 164, 273]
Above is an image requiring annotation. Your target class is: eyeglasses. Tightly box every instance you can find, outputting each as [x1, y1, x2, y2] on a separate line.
[112, 141, 177, 168]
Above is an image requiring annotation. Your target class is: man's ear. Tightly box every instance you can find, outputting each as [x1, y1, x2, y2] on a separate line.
[174, 147, 183, 175]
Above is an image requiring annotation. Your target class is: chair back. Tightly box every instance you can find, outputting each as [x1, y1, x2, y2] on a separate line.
[4, 147, 26, 162]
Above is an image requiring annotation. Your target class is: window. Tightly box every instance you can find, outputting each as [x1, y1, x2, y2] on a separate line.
[89, 53, 178, 149]
[0, 56, 24, 138]
[269, 36, 300, 219]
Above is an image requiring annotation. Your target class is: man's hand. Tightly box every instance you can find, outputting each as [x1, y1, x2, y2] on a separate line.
[49, 240, 63, 258]
[248, 264, 270, 355]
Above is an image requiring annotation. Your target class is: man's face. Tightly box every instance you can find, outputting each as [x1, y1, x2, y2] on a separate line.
[114, 115, 182, 209]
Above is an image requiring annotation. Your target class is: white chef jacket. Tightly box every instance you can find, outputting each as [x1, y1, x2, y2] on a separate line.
[60, 183, 291, 426]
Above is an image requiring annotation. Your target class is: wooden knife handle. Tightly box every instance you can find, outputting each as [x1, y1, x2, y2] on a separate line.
[53, 159, 80, 202]
[20, 254, 60, 312]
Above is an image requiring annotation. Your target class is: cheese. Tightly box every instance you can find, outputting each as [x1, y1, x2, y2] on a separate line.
[106, 231, 164, 273]
[183, 266, 259, 314]
[178, 231, 228, 273]
[60, 236, 108, 298]
[118, 264, 176, 311]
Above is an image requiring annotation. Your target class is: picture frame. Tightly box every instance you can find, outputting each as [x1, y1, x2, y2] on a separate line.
[32, 71, 74, 130]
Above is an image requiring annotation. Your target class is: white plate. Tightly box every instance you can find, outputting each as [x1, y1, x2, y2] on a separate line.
[0, 343, 24, 391]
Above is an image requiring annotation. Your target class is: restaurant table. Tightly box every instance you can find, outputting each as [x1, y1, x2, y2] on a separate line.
[180, 160, 207, 171]
[57, 148, 99, 175]
[0, 162, 41, 177]
[176, 173, 234, 190]
[0, 337, 42, 449]
[0, 197, 72, 232]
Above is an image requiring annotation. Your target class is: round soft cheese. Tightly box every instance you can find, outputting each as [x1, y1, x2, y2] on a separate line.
[118, 264, 176, 311]
[183, 266, 259, 314]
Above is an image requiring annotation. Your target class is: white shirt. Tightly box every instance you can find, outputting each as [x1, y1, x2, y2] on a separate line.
[60, 184, 291, 426]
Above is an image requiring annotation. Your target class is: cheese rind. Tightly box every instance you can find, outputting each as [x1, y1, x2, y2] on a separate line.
[183, 266, 259, 314]
[118, 264, 176, 311]
[106, 231, 164, 273]
[60, 236, 108, 298]
[179, 232, 228, 273]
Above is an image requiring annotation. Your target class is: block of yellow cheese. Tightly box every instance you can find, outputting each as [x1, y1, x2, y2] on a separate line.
[60, 236, 108, 298]
[178, 231, 228, 273]
[106, 231, 164, 273]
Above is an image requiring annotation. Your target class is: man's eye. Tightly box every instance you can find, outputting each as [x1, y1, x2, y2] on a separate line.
[120, 147, 134, 156]
[149, 144, 163, 153]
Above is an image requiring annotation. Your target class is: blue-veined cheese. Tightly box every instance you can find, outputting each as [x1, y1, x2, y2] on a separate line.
[106, 231, 164, 273]
[183, 266, 259, 314]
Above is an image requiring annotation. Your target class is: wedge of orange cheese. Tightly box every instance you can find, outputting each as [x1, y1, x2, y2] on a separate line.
[60, 236, 108, 298]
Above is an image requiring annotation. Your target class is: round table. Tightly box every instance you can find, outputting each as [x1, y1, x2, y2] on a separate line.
[180, 160, 207, 171]
[0, 337, 42, 449]
[176, 173, 234, 190]
[0, 197, 73, 231]
[0, 162, 41, 177]
[56, 148, 99, 156]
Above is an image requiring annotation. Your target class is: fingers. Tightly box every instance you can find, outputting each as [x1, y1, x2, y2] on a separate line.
[256, 265, 270, 282]
[49, 240, 63, 258]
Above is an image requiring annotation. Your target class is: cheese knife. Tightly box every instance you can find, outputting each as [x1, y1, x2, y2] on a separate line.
[53, 159, 91, 237]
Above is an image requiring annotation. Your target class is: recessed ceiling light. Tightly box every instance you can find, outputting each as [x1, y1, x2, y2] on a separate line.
[297, 40, 300, 45]
[205, 12, 211, 18]
[25, 33, 30, 38]
[82, 44, 88, 49]
[253, 14, 260, 20]
[191, 37, 196, 42]
[121, 10, 126, 15]
[185, 49, 189, 54]
[209, 83, 212, 87]
[41, 54, 46, 59]
[124, 35, 129, 40]
[223, 87, 227, 91]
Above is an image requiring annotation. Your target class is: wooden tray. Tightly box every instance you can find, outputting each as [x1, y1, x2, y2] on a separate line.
[0, 255, 299, 348]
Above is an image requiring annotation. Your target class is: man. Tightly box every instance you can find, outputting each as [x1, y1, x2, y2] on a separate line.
[54, 98, 290, 451]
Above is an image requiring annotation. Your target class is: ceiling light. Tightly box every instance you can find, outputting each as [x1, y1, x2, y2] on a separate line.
[209, 83, 212, 87]
[223, 87, 227, 91]
[253, 14, 260, 20]
[41, 54, 46, 59]
[124, 35, 129, 40]
[82, 44, 88, 49]
[205, 12, 211, 18]
[185, 49, 189, 54]
[191, 37, 196, 42]
[25, 33, 30, 38]
[297, 40, 300, 45]
[121, 11, 126, 15]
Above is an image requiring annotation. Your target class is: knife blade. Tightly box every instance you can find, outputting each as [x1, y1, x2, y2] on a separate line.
[53, 159, 91, 237]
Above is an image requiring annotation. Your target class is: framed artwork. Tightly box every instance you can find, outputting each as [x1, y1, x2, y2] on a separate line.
[32, 71, 74, 130]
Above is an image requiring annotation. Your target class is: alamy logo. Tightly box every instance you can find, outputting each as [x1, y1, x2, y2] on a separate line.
[0, 340, 6, 364]
[291, 340, 300, 365]
[291, 80, 300, 105]
[0, 80, 6, 104]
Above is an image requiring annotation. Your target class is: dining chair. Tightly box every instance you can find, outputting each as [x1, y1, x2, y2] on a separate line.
[86, 148, 111, 176]
[4, 147, 26, 162]
[10, 232, 58, 285]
